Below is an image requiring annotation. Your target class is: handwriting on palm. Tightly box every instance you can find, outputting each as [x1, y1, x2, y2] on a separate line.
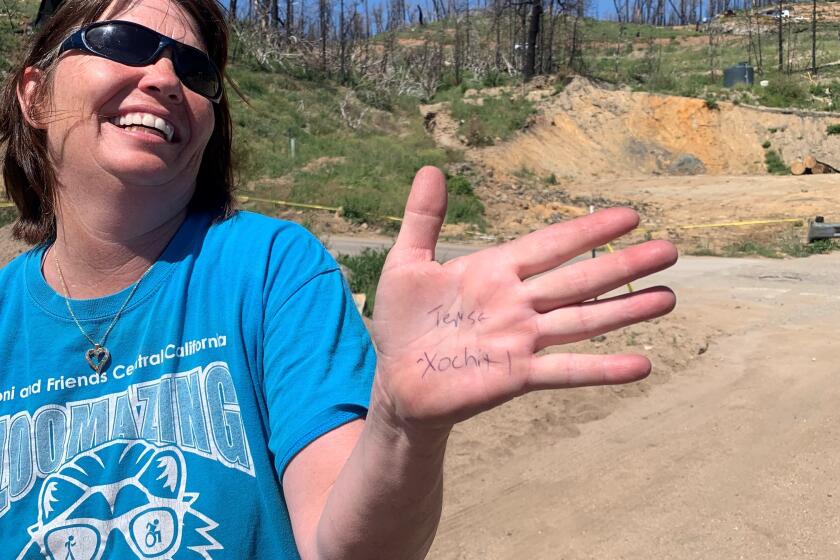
[371, 167, 677, 429]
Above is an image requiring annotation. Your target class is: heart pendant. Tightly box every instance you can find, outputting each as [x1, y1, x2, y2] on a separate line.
[85, 346, 111, 374]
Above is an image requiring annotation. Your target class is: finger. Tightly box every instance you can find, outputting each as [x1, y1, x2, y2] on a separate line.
[527, 353, 652, 390]
[525, 240, 678, 312]
[534, 286, 676, 349]
[388, 166, 447, 266]
[500, 207, 640, 280]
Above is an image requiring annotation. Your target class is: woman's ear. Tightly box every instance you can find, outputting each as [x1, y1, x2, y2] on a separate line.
[17, 66, 47, 129]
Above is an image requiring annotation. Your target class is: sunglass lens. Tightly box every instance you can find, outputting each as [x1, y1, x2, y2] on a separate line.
[175, 45, 220, 99]
[85, 23, 160, 65]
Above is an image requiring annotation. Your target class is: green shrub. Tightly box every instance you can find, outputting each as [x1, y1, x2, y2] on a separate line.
[463, 115, 494, 147]
[482, 70, 507, 88]
[446, 195, 485, 225]
[827, 124, 840, 135]
[645, 71, 679, 93]
[758, 76, 809, 108]
[762, 140, 772, 149]
[724, 240, 779, 258]
[341, 194, 381, 224]
[337, 248, 389, 317]
[545, 173, 558, 185]
[804, 238, 839, 254]
[450, 96, 535, 146]
[764, 149, 790, 175]
[447, 175, 474, 196]
[704, 96, 719, 110]
[781, 237, 838, 257]
[674, 74, 713, 98]
[355, 84, 394, 111]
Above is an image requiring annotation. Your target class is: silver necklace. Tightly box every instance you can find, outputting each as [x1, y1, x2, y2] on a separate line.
[53, 247, 154, 374]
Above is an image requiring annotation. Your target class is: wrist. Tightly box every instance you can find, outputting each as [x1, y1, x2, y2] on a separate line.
[367, 375, 452, 453]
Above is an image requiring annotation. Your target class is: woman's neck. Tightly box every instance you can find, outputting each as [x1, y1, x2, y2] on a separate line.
[42, 198, 188, 299]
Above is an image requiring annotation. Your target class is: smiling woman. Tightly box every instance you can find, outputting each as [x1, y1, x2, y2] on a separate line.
[0, 0, 677, 559]
[1, 0, 233, 245]
[0, 1, 376, 558]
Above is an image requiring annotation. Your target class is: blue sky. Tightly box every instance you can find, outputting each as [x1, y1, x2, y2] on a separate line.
[219, 0, 621, 23]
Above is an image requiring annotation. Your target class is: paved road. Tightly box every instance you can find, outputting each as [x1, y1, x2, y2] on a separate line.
[324, 234, 492, 262]
[324, 234, 596, 265]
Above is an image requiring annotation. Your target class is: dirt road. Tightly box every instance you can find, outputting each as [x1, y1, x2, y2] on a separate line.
[429, 253, 840, 559]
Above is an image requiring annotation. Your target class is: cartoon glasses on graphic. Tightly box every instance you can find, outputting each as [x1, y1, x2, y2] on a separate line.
[18, 440, 217, 560]
[41, 505, 179, 560]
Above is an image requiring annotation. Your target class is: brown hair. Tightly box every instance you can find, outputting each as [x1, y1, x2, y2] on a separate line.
[0, 0, 236, 244]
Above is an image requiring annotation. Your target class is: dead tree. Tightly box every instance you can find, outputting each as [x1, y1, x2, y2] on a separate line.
[708, 20, 722, 81]
[492, 0, 504, 70]
[523, 0, 543, 80]
[454, 11, 464, 84]
[320, 0, 330, 72]
[811, 0, 817, 74]
[746, 0, 763, 72]
[340, 0, 347, 82]
[777, 0, 783, 71]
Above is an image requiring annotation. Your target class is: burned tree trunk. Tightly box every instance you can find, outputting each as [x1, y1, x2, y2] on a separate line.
[523, 0, 543, 80]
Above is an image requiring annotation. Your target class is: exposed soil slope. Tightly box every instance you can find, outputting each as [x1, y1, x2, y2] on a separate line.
[476, 77, 840, 180]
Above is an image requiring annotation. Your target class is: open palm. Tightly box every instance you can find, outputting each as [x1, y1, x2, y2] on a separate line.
[371, 167, 677, 430]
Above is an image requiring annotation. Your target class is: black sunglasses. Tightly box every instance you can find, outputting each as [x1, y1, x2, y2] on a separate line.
[58, 20, 223, 103]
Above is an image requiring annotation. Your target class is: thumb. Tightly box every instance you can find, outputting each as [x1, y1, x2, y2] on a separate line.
[390, 166, 447, 265]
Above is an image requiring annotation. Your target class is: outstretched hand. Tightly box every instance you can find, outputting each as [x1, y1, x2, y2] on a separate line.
[370, 167, 677, 431]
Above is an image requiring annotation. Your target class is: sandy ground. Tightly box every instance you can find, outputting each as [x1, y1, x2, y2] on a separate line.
[428, 252, 840, 559]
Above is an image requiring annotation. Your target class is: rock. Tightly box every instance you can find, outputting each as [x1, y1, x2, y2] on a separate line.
[668, 154, 706, 175]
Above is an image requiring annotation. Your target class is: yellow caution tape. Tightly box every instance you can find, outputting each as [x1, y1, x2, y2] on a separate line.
[239, 196, 804, 235]
[237, 195, 403, 222]
[673, 217, 803, 230]
[637, 217, 803, 236]
[237, 195, 339, 212]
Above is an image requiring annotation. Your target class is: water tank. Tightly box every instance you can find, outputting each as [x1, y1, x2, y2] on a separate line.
[723, 62, 754, 87]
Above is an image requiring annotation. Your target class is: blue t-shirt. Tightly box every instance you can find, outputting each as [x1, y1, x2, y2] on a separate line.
[0, 211, 376, 559]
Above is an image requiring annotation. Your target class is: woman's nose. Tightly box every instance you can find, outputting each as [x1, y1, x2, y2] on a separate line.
[138, 49, 183, 103]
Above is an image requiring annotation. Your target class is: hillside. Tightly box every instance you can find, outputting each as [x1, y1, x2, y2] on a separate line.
[2, 0, 840, 256]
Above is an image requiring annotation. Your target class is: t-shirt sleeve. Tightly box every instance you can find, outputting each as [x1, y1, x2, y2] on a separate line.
[261, 230, 376, 479]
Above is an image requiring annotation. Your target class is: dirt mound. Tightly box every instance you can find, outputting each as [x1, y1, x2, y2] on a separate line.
[420, 102, 466, 151]
[474, 77, 840, 181]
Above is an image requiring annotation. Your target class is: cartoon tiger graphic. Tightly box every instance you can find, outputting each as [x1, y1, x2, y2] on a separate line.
[16, 440, 221, 559]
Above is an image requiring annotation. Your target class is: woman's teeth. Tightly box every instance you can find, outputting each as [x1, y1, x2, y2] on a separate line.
[110, 113, 175, 142]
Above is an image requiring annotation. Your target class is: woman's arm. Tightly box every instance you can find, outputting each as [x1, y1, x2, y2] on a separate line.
[284, 409, 446, 560]
[285, 166, 677, 559]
